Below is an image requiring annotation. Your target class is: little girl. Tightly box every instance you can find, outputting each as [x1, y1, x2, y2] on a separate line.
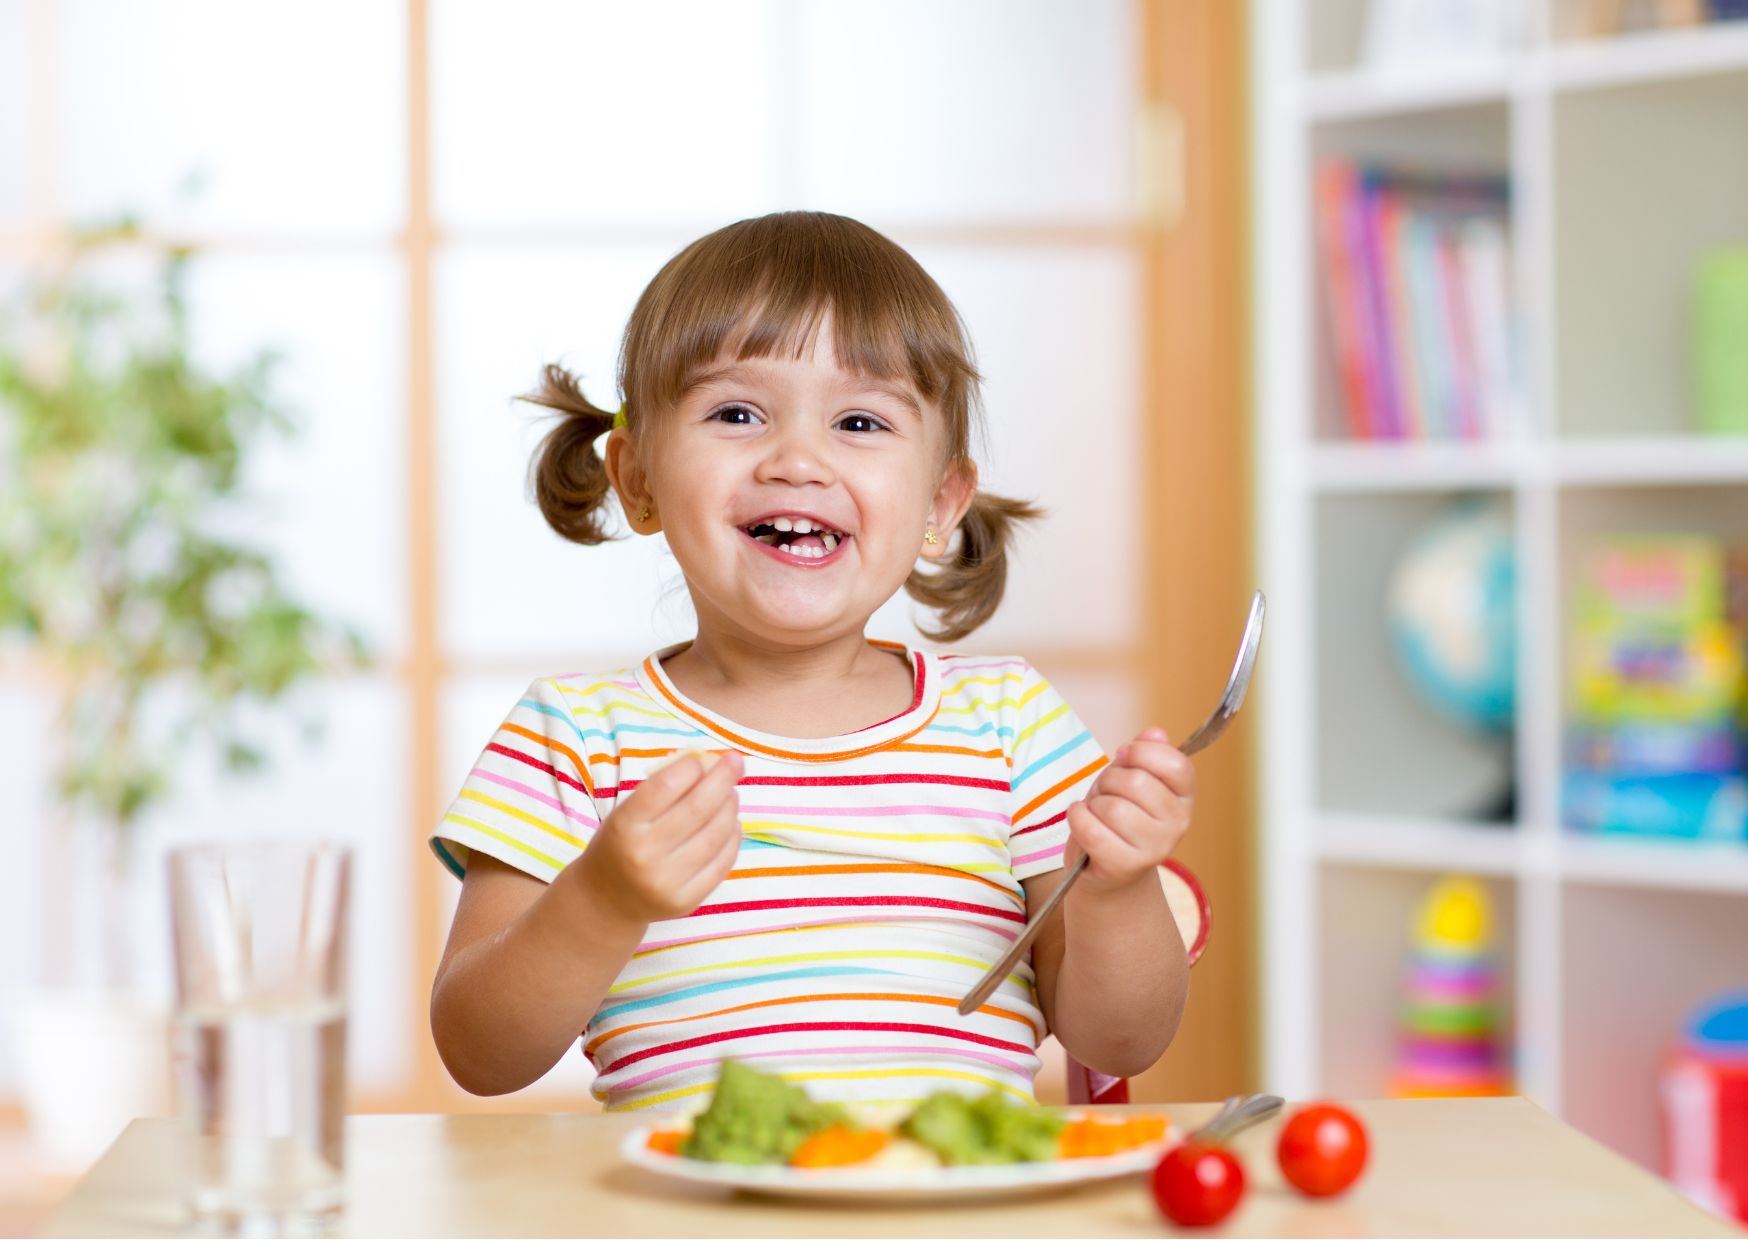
[429, 211, 1195, 1113]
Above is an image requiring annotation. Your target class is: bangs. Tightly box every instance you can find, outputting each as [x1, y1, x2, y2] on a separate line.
[620, 213, 980, 454]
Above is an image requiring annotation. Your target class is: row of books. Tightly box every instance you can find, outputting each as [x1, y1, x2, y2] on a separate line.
[1316, 159, 1520, 442]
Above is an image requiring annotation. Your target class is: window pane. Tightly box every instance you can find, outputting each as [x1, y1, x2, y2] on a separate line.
[431, 0, 780, 231]
[1030, 668, 1144, 757]
[132, 677, 413, 1095]
[903, 244, 1142, 651]
[184, 252, 409, 659]
[0, 0, 30, 224]
[797, 0, 1135, 223]
[436, 242, 700, 661]
[57, 0, 405, 235]
[0, 686, 51, 1096]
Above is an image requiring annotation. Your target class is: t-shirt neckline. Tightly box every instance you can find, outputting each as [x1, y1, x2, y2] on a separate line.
[634, 639, 942, 764]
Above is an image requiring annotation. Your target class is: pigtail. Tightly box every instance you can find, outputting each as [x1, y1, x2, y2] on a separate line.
[905, 490, 1043, 644]
[520, 363, 622, 546]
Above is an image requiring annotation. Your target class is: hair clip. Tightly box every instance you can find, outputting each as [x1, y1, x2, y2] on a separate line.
[611, 407, 627, 429]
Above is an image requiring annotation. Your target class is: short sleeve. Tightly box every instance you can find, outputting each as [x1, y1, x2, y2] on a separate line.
[1006, 665, 1109, 881]
[430, 677, 603, 883]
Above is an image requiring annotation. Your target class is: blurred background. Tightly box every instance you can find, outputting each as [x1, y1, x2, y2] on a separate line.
[8, 0, 1748, 1233]
[0, 0, 1248, 1230]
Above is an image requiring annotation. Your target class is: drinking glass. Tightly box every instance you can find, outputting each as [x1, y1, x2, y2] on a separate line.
[167, 841, 350, 1234]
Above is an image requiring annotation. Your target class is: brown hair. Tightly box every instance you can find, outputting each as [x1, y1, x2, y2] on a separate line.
[521, 210, 1040, 643]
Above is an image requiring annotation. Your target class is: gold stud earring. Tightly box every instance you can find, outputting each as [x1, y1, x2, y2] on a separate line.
[637, 505, 651, 523]
[923, 526, 940, 546]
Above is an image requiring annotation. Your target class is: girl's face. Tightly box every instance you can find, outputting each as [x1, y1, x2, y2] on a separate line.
[608, 320, 975, 651]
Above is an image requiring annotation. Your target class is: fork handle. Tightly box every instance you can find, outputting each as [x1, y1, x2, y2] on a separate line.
[954, 723, 1220, 1018]
[955, 853, 1088, 1015]
[1192, 1093, 1284, 1144]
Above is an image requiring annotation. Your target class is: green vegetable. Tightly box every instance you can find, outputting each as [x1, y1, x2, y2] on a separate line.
[899, 1090, 1065, 1165]
[681, 1061, 846, 1165]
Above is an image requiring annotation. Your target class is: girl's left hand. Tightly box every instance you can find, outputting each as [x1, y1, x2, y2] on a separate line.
[1064, 726, 1195, 893]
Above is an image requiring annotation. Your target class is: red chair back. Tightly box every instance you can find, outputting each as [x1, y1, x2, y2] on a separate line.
[1064, 857, 1210, 1106]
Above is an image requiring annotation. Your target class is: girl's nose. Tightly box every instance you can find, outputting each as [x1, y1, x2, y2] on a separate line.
[753, 421, 836, 487]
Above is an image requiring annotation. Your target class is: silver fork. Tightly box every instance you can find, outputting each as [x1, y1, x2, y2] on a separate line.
[1187, 1092, 1284, 1144]
[956, 590, 1265, 1017]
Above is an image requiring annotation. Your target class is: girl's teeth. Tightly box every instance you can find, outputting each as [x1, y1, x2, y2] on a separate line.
[822, 533, 838, 552]
[792, 518, 815, 534]
[778, 544, 829, 559]
[773, 516, 794, 532]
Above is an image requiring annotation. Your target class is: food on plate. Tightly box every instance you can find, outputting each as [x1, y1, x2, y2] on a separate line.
[898, 1090, 1064, 1165]
[788, 1125, 892, 1168]
[642, 1061, 1170, 1171]
[677, 1060, 848, 1165]
[1057, 1114, 1170, 1159]
[1151, 1141, 1245, 1227]
[1276, 1102, 1369, 1197]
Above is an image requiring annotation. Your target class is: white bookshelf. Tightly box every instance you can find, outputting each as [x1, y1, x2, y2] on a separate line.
[1255, 0, 1748, 1179]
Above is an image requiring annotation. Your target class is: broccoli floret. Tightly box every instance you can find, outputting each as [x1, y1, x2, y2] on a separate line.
[900, 1093, 994, 1165]
[899, 1090, 1066, 1165]
[680, 1061, 845, 1165]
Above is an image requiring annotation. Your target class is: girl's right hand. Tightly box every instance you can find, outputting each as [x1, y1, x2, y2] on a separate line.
[563, 750, 745, 926]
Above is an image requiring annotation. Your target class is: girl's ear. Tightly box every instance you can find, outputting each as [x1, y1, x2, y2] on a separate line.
[603, 426, 661, 534]
[922, 459, 978, 560]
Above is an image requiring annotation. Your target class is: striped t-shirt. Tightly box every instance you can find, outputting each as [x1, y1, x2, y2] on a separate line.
[431, 641, 1107, 1113]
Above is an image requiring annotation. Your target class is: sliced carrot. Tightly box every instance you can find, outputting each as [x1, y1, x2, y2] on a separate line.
[788, 1125, 892, 1168]
[1124, 1115, 1169, 1144]
[1057, 1114, 1170, 1159]
[646, 1129, 686, 1156]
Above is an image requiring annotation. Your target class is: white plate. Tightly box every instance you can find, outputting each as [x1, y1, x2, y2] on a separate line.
[618, 1117, 1175, 1203]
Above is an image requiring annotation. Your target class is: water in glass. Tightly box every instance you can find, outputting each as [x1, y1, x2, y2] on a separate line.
[168, 840, 351, 1234]
[175, 997, 346, 1225]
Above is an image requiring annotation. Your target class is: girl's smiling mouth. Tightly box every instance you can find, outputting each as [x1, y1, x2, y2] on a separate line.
[740, 513, 850, 563]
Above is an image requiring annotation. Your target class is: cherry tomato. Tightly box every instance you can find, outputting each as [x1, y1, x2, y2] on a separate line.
[1151, 1141, 1245, 1227]
[1276, 1103, 1368, 1197]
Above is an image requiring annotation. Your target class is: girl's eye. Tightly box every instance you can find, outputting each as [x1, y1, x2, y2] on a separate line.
[838, 413, 889, 434]
[709, 403, 762, 426]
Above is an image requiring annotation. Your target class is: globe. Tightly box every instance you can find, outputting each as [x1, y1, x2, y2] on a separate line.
[1386, 498, 1516, 735]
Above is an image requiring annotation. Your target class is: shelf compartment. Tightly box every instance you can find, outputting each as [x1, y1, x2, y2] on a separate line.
[1555, 485, 1748, 852]
[1553, 68, 1748, 439]
[1317, 865, 1519, 1100]
[1308, 105, 1514, 445]
[1309, 104, 1512, 190]
[1559, 883, 1748, 1172]
[1315, 491, 1518, 821]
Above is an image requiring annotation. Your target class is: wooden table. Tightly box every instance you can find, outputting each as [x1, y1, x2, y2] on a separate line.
[40, 1098, 1743, 1237]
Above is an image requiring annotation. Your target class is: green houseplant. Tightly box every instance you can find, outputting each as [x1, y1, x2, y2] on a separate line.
[0, 222, 368, 1163]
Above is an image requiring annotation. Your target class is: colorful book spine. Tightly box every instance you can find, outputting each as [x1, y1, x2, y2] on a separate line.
[1406, 211, 1447, 439]
[1439, 224, 1482, 439]
[1459, 216, 1515, 439]
[1357, 166, 1405, 439]
[1316, 161, 1377, 438]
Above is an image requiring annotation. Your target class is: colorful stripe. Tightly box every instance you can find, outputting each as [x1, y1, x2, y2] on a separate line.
[431, 645, 1102, 1112]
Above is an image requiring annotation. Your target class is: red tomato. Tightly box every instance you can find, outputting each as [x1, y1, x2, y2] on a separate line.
[1276, 1103, 1369, 1197]
[1151, 1142, 1245, 1227]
